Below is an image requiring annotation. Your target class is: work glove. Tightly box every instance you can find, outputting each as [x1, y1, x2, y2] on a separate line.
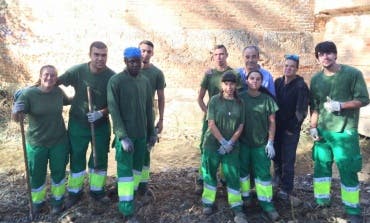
[12, 101, 25, 114]
[265, 140, 275, 159]
[323, 96, 342, 113]
[86, 111, 103, 123]
[309, 128, 320, 141]
[120, 137, 134, 152]
[217, 145, 227, 155]
[147, 127, 159, 152]
[224, 140, 234, 153]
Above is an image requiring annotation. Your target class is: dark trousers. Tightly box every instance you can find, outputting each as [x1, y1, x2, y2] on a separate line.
[273, 129, 300, 193]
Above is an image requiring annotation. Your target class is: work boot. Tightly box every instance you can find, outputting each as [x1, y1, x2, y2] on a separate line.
[202, 206, 213, 215]
[266, 210, 280, 221]
[347, 214, 363, 223]
[276, 190, 302, 207]
[233, 211, 248, 223]
[272, 175, 281, 188]
[32, 202, 45, 216]
[195, 179, 203, 195]
[51, 204, 64, 215]
[64, 194, 82, 209]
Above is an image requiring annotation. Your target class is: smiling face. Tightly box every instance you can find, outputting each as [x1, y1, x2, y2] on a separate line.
[40, 66, 57, 90]
[246, 71, 262, 91]
[243, 47, 259, 71]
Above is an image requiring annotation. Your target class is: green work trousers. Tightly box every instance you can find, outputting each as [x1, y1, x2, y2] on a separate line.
[240, 143, 275, 212]
[115, 136, 146, 216]
[312, 128, 362, 215]
[26, 142, 69, 207]
[67, 119, 111, 198]
[201, 147, 243, 212]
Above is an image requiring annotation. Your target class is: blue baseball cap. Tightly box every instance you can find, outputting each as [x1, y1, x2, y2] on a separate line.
[123, 47, 142, 59]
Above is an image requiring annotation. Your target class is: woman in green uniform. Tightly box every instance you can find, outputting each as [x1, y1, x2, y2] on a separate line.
[239, 70, 280, 221]
[12, 65, 70, 215]
[201, 71, 247, 223]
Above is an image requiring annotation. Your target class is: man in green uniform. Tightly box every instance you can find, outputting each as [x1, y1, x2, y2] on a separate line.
[107, 47, 156, 222]
[138, 40, 166, 194]
[310, 41, 369, 223]
[197, 44, 240, 194]
[58, 41, 115, 207]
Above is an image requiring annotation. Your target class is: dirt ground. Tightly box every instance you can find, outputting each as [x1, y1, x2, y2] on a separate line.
[0, 90, 370, 223]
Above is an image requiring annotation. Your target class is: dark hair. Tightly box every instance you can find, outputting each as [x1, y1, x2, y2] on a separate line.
[139, 40, 154, 48]
[314, 41, 337, 59]
[242, 45, 260, 57]
[220, 71, 241, 104]
[285, 54, 299, 68]
[34, 65, 57, 86]
[210, 44, 228, 60]
[89, 41, 107, 54]
[246, 70, 276, 101]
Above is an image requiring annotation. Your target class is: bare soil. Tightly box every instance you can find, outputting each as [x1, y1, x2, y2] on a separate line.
[0, 91, 370, 223]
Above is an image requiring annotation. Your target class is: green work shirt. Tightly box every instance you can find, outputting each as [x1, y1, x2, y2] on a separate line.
[18, 86, 68, 147]
[58, 63, 115, 126]
[310, 64, 370, 132]
[107, 69, 154, 139]
[200, 67, 242, 100]
[203, 94, 245, 149]
[239, 92, 279, 147]
[141, 64, 166, 97]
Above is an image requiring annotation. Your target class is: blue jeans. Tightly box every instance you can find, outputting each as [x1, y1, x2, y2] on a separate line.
[273, 129, 300, 193]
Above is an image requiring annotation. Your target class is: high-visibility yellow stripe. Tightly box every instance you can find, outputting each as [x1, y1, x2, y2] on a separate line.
[118, 177, 134, 201]
[31, 184, 46, 204]
[341, 184, 360, 208]
[51, 179, 66, 201]
[227, 187, 242, 208]
[314, 177, 331, 199]
[202, 183, 216, 205]
[68, 171, 86, 193]
[141, 166, 150, 182]
[255, 179, 273, 202]
[133, 170, 142, 190]
[89, 169, 107, 192]
[240, 175, 250, 197]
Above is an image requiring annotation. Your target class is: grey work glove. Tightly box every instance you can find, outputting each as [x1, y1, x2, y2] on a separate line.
[120, 137, 134, 152]
[86, 111, 103, 123]
[147, 127, 159, 152]
[224, 140, 234, 153]
[309, 128, 320, 141]
[217, 145, 227, 155]
[323, 96, 342, 113]
[265, 140, 275, 159]
[12, 101, 25, 114]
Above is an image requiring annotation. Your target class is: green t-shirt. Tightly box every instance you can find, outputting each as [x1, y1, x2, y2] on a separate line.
[200, 67, 242, 100]
[107, 69, 154, 139]
[141, 64, 166, 97]
[239, 91, 279, 147]
[203, 95, 245, 149]
[58, 63, 115, 126]
[18, 86, 68, 147]
[310, 64, 370, 132]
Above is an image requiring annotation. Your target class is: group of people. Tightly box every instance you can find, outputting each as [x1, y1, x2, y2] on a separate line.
[11, 40, 166, 223]
[10, 39, 369, 223]
[197, 41, 369, 223]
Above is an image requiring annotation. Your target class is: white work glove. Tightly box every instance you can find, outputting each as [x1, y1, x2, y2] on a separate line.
[323, 96, 342, 113]
[12, 101, 25, 114]
[265, 140, 275, 159]
[120, 137, 134, 152]
[224, 140, 234, 153]
[217, 145, 227, 155]
[309, 128, 320, 141]
[86, 111, 103, 123]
